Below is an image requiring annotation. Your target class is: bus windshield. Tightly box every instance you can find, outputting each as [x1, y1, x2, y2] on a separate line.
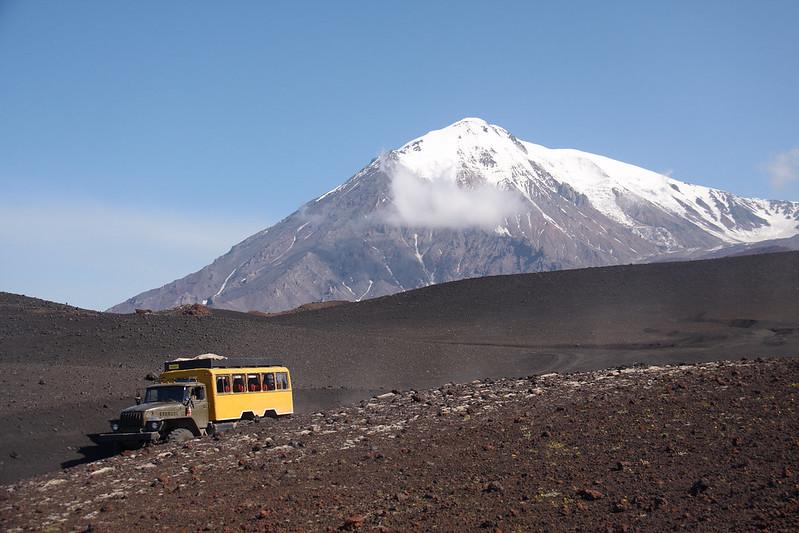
[144, 386, 188, 404]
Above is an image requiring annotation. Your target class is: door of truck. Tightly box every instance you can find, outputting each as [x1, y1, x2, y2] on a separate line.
[190, 384, 210, 432]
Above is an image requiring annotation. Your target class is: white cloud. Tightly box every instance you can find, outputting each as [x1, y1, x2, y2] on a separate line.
[767, 147, 799, 189]
[381, 158, 525, 229]
[0, 199, 266, 310]
[0, 201, 262, 252]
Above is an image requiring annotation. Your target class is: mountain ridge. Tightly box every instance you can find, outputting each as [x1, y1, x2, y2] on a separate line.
[110, 118, 799, 313]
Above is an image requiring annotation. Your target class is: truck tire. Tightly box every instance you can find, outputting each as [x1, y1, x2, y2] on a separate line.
[167, 428, 194, 444]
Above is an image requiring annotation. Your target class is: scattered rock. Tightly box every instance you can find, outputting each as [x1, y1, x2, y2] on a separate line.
[689, 478, 710, 496]
[39, 479, 67, 490]
[340, 514, 365, 530]
[577, 488, 604, 501]
[652, 496, 669, 510]
[612, 461, 631, 472]
[181, 304, 212, 316]
[612, 497, 631, 512]
[484, 481, 504, 493]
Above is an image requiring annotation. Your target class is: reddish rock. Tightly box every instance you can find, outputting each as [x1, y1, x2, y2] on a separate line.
[341, 515, 365, 530]
[612, 497, 630, 512]
[577, 489, 604, 501]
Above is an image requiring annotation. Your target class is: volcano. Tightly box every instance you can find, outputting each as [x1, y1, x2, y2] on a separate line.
[110, 118, 799, 313]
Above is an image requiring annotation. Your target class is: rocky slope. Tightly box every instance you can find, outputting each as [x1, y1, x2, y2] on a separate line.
[110, 118, 799, 313]
[3, 358, 797, 532]
[3, 252, 799, 484]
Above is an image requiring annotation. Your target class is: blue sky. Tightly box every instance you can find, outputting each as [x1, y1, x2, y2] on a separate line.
[1, 1, 797, 310]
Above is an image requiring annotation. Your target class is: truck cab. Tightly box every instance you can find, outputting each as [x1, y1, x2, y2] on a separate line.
[92, 380, 210, 448]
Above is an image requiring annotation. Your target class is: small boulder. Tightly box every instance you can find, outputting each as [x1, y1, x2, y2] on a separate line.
[577, 488, 604, 501]
[612, 497, 631, 512]
[689, 478, 710, 496]
[341, 514, 365, 530]
[484, 481, 504, 493]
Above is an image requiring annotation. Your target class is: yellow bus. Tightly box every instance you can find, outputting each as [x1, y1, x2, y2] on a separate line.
[160, 358, 294, 422]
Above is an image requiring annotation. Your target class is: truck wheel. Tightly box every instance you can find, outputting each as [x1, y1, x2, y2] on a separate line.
[167, 428, 194, 444]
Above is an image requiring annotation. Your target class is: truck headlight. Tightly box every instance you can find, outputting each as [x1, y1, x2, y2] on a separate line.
[111, 423, 120, 432]
[147, 420, 162, 431]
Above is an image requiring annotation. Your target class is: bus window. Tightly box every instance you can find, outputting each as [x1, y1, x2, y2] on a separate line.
[276, 372, 289, 390]
[247, 374, 260, 392]
[216, 375, 231, 393]
[262, 373, 275, 391]
[232, 374, 246, 393]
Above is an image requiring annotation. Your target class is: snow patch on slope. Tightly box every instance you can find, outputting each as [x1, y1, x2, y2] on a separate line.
[392, 118, 799, 246]
[213, 266, 239, 298]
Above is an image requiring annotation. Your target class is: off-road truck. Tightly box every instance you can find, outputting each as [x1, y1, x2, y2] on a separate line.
[89, 381, 211, 448]
[90, 358, 293, 448]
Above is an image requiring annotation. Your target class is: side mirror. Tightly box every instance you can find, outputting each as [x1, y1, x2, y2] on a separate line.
[135, 391, 142, 405]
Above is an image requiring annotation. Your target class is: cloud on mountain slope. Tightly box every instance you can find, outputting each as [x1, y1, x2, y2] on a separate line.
[382, 158, 525, 229]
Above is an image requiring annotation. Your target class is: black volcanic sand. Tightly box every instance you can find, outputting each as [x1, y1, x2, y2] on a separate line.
[1, 251, 798, 483]
[3, 359, 798, 532]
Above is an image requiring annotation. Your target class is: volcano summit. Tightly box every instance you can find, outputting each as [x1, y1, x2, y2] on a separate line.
[111, 118, 799, 313]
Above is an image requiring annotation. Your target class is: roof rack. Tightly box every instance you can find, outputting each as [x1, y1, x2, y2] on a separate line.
[163, 358, 285, 372]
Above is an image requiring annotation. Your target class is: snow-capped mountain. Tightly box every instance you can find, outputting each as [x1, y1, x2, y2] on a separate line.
[110, 118, 799, 313]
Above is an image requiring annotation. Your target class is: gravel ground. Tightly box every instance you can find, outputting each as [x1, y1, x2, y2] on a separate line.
[1, 252, 797, 484]
[2, 358, 797, 532]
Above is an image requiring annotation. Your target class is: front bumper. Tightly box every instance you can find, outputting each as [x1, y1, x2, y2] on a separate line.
[88, 431, 161, 446]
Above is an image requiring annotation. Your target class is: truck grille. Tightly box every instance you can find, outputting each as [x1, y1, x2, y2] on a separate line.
[120, 411, 144, 429]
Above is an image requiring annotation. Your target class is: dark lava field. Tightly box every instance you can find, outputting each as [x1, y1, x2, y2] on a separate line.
[1, 251, 798, 485]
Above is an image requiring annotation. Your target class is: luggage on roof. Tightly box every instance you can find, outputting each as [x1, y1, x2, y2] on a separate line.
[163, 358, 284, 372]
